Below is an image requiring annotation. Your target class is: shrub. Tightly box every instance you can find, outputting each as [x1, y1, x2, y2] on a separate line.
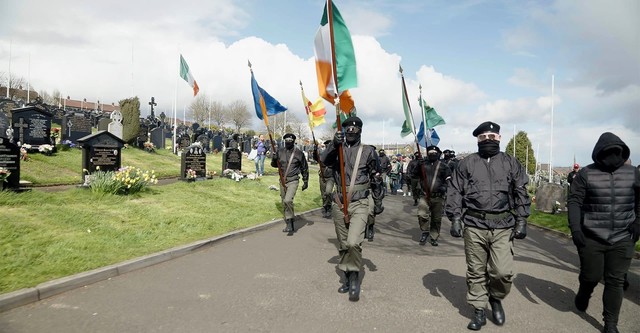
[89, 166, 158, 195]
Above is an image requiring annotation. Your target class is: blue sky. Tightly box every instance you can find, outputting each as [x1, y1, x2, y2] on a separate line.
[0, 0, 638, 167]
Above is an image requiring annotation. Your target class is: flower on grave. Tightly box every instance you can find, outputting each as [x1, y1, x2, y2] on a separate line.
[0, 167, 10, 183]
[38, 144, 54, 155]
[61, 140, 76, 148]
[51, 128, 60, 139]
[143, 141, 155, 153]
[186, 168, 197, 180]
[20, 147, 29, 161]
[21, 143, 32, 150]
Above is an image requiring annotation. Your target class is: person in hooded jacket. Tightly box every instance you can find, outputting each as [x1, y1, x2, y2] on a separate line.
[407, 151, 422, 206]
[271, 133, 309, 234]
[446, 121, 530, 331]
[412, 146, 451, 246]
[567, 132, 640, 333]
[321, 116, 383, 302]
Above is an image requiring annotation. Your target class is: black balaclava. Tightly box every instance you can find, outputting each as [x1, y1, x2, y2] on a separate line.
[285, 140, 295, 150]
[345, 130, 361, 146]
[478, 140, 500, 158]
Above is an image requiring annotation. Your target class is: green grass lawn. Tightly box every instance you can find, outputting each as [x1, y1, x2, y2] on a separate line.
[1, 146, 637, 295]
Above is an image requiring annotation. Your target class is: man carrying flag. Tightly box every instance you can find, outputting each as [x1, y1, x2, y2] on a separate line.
[321, 116, 383, 302]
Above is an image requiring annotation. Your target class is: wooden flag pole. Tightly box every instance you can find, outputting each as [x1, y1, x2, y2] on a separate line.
[300, 81, 326, 178]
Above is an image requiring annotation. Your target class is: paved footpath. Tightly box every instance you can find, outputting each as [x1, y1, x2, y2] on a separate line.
[0, 194, 638, 333]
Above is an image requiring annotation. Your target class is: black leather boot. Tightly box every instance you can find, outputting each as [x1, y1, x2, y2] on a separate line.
[603, 322, 619, 333]
[282, 219, 291, 233]
[366, 224, 375, 241]
[338, 271, 350, 293]
[419, 232, 429, 245]
[467, 308, 486, 330]
[413, 199, 418, 206]
[289, 218, 295, 233]
[575, 281, 596, 312]
[349, 271, 360, 302]
[489, 296, 505, 325]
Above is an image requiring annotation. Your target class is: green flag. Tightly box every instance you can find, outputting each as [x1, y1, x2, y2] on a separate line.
[400, 76, 413, 137]
[420, 97, 445, 128]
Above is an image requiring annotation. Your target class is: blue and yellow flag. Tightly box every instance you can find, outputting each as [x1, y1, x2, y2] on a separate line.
[251, 71, 287, 123]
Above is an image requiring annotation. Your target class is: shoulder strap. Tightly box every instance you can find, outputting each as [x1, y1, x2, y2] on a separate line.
[284, 149, 296, 177]
[347, 145, 365, 201]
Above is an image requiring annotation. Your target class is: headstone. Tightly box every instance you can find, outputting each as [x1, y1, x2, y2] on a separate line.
[242, 139, 251, 154]
[136, 123, 149, 149]
[196, 134, 210, 153]
[180, 144, 206, 180]
[178, 134, 191, 151]
[0, 137, 20, 190]
[97, 117, 111, 132]
[212, 134, 223, 152]
[108, 110, 123, 140]
[11, 106, 53, 146]
[77, 131, 126, 183]
[0, 112, 9, 139]
[223, 148, 242, 171]
[150, 127, 165, 150]
[62, 112, 92, 143]
[535, 183, 566, 213]
[0, 98, 20, 115]
[52, 108, 66, 124]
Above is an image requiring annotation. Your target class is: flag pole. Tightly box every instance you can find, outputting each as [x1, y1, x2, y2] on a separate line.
[418, 84, 429, 149]
[300, 81, 325, 177]
[401, 65, 430, 202]
[173, 49, 179, 155]
[327, 0, 350, 226]
[248, 61, 287, 196]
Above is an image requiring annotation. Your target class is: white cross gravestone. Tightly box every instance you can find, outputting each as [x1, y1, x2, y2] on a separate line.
[108, 110, 123, 140]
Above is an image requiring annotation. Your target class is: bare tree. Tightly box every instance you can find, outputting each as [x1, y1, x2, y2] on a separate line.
[210, 100, 226, 127]
[189, 93, 209, 125]
[227, 100, 252, 133]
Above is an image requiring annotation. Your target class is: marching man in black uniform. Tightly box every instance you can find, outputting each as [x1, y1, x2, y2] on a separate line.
[446, 121, 530, 331]
[271, 133, 309, 234]
[413, 145, 451, 246]
[321, 116, 383, 302]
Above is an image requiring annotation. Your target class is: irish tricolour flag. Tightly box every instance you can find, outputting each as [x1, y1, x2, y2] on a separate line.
[180, 54, 200, 97]
[314, 0, 357, 108]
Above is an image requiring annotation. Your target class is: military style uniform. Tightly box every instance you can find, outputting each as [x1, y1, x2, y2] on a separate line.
[271, 133, 309, 233]
[321, 116, 383, 302]
[446, 121, 530, 330]
[316, 141, 334, 218]
[413, 146, 451, 246]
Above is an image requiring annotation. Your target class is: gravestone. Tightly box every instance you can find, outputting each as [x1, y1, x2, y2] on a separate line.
[223, 148, 242, 171]
[62, 113, 92, 143]
[196, 134, 210, 153]
[97, 117, 111, 132]
[180, 144, 206, 180]
[178, 134, 191, 151]
[212, 134, 223, 152]
[11, 106, 53, 146]
[108, 110, 123, 140]
[52, 108, 66, 124]
[242, 139, 251, 154]
[136, 123, 149, 149]
[150, 127, 165, 149]
[0, 137, 20, 190]
[77, 131, 126, 183]
[535, 183, 566, 213]
[0, 112, 9, 139]
[0, 99, 19, 115]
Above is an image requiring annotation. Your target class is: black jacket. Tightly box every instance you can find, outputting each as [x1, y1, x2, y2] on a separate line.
[567, 132, 640, 244]
[446, 152, 530, 229]
[321, 140, 380, 203]
[271, 147, 309, 183]
[412, 159, 451, 197]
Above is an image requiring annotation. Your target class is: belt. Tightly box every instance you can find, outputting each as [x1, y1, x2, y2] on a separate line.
[465, 209, 512, 221]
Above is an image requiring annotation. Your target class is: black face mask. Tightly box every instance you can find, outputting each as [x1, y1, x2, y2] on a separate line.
[598, 146, 625, 171]
[285, 142, 294, 150]
[478, 140, 500, 158]
[346, 133, 360, 145]
[427, 154, 439, 162]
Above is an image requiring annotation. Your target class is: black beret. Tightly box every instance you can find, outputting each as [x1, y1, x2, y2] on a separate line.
[342, 116, 363, 128]
[283, 133, 296, 140]
[472, 121, 500, 137]
[323, 140, 332, 145]
[426, 145, 441, 153]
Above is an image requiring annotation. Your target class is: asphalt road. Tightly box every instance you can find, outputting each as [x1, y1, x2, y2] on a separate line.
[0, 193, 638, 333]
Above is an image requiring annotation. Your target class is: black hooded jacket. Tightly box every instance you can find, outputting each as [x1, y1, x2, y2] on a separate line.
[567, 132, 640, 244]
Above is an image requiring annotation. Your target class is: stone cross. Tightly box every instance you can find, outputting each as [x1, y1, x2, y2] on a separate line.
[149, 97, 157, 118]
[13, 118, 28, 144]
[67, 118, 73, 137]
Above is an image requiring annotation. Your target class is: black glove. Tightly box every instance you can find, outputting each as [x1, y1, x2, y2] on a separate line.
[631, 219, 640, 243]
[301, 181, 308, 191]
[450, 218, 462, 238]
[571, 231, 586, 248]
[511, 218, 527, 240]
[373, 200, 384, 215]
[333, 131, 344, 145]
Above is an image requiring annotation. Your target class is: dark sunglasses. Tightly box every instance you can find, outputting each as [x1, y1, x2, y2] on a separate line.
[344, 126, 361, 134]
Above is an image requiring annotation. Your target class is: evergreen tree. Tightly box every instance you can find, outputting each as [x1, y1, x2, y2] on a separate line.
[505, 131, 536, 174]
[119, 97, 140, 143]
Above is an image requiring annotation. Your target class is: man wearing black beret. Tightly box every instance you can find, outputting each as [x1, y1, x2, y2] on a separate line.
[321, 115, 384, 302]
[271, 133, 309, 234]
[446, 120, 530, 330]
